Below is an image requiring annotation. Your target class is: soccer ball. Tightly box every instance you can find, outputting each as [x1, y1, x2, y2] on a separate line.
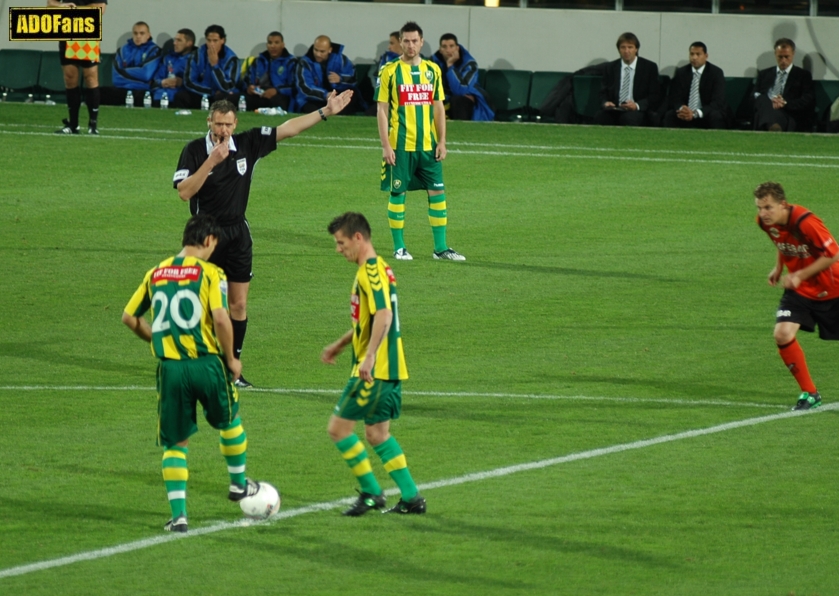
[239, 482, 281, 519]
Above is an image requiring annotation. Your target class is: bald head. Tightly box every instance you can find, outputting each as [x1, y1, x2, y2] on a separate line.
[313, 35, 332, 63]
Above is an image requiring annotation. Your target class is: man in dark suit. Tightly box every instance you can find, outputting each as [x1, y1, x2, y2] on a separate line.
[663, 42, 727, 129]
[594, 32, 660, 127]
[753, 38, 815, 132]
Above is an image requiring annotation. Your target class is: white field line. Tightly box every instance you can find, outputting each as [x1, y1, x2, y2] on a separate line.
[4, 122, 839, 162]
[0, 385, 785, 409]
[1, 127, 837, 168]
[0, 402, 834, 580]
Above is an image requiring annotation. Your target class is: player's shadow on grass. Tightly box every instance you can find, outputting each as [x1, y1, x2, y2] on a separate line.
[423, 517, 685, 570]
[223, 530, 528, 589]
[0, 341, 149, 377]
[471, 260, 683, 282]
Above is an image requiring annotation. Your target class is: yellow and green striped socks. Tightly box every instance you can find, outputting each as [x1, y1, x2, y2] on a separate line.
[335, 434, 381, 496]
[373, 436, 418, 501]
[388, 192, 407, 251]
[219, 418, 247, 486]
[162, 446, 188, 519]
[428, 194, 448, 253]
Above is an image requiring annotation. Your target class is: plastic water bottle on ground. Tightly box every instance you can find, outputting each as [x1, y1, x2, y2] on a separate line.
[26, 93, 34, 103]
[125, 90, 134, 108]
[45, 94, 56, 106]
[238, 95, 247, 112]
[174, 110, 192, 116]
[160, 94, 169, 109]
[201, 94, 209, 111]
[143, 91, 152, 108]
[256, 107, 286, 116]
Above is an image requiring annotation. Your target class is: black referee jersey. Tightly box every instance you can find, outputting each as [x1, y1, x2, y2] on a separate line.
[173, 126, 278, 226]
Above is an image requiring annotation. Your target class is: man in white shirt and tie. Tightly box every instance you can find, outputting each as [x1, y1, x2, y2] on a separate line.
[594, 32, 661, 127]
[753, 38, 815, 132]
[663, 42, 727, 129]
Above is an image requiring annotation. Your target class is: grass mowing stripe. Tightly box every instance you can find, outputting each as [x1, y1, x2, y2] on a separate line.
[1, 403, 832, 580]
[0, 385, 784, 408]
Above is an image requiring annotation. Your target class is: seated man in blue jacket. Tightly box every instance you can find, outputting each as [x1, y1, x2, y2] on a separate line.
[173, 24, 240, 109]
[150, 28, 196, 107]
[293, 35, 364, 114]
[431, 33, 494, 122]
[242, 31, 296, 113]
[100, 22, 161, 106]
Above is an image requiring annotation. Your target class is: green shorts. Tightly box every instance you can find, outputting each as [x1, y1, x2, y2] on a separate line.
[381, 149, 445, 193]
[334, 378, 402, 425]
[156, 355, 239, 447]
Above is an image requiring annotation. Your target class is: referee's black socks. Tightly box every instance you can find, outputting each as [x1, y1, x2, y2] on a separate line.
[232, 318, 248, 361]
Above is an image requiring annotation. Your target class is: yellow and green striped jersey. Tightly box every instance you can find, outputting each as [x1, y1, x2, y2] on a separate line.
[375, 58, 444, 152]
[124, 256, 228, 360]
[350, 256, 408, 380]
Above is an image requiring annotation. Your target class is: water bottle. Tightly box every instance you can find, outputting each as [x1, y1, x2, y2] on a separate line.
[201, 94, 209, 111]
[125, 90, 134, 108]
[255, 107, 278, 115]
[238, 95, 247, 112]
[160, 94, 169, 110]
[1, 92, 6, 102]
[26, 93, 34, 103]
[143, 91, 152, 109]
[45, 94, 56, 106]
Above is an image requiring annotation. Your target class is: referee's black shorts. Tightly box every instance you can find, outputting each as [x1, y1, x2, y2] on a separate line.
[776, 289, 839, 340]
[209, 220, 253, 283]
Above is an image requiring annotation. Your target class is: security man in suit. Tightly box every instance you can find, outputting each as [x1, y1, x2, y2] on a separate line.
[753, 38, 815, 132]
[594, 32, 660, 127]
[663, 42, 727, 130]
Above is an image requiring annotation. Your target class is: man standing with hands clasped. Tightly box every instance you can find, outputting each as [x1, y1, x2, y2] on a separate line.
[173, 90, 352, 388]
[755, 181, 839, 410]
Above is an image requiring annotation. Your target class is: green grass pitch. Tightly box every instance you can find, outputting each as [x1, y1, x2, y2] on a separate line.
[1, 103, 838, 595]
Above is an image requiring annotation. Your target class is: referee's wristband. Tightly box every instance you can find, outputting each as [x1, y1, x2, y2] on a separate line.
[318, 108, 327, 122]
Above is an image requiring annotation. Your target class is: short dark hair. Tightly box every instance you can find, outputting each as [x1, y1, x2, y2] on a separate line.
[689, 41, 707, 54]
[268, 31, 283, 41]
[775, 37, 796, 51]
[389, 31, 400, 40]
[182, 213, 221, 247]
[177, 28, 196, 45]
[400, 21, 423, 39]
[754, 181, 787, 203]
[440, 33, 458, 45]
[133, 21, 150, 31]
[616, 32, 640, 51]
[328, 212, 371, 240]
[205, 24, 226, 40]
[209, 99, 237, 116]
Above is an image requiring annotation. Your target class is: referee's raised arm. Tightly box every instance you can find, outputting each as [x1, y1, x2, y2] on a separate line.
[275, 90, 353, 142]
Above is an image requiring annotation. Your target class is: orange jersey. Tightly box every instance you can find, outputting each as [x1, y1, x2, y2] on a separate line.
[758, 204, 839, 300]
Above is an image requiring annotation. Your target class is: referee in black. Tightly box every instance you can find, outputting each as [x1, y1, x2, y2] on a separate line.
[173, 90, 353, 387]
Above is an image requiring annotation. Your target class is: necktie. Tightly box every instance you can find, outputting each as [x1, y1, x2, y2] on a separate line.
[688, 69, 701, 111]
[619, 66, 631, 104]
[770, 70, 787, 98]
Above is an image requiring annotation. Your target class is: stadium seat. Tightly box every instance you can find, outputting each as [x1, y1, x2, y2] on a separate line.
[572, 74, 602, 122]
[97, 52, 115, 88]
[0, 49, 41, 101]
[484, 69, 532, 121]
[354, 62, 374, 105]
[814, 80, 839, 131]
[36, 51, 68, 103]
[724, 76, 754, 130]
[477, 68, 486, 89]
[527, 71, 572, 122]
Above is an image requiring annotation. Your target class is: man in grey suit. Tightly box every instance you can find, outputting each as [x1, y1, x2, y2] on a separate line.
[753, 38, 815, 132]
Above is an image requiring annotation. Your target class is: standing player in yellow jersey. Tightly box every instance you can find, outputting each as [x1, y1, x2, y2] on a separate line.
[321, 212, 426, 515]
[377, 21, 466, 262]
[122, 214, 260, 532]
